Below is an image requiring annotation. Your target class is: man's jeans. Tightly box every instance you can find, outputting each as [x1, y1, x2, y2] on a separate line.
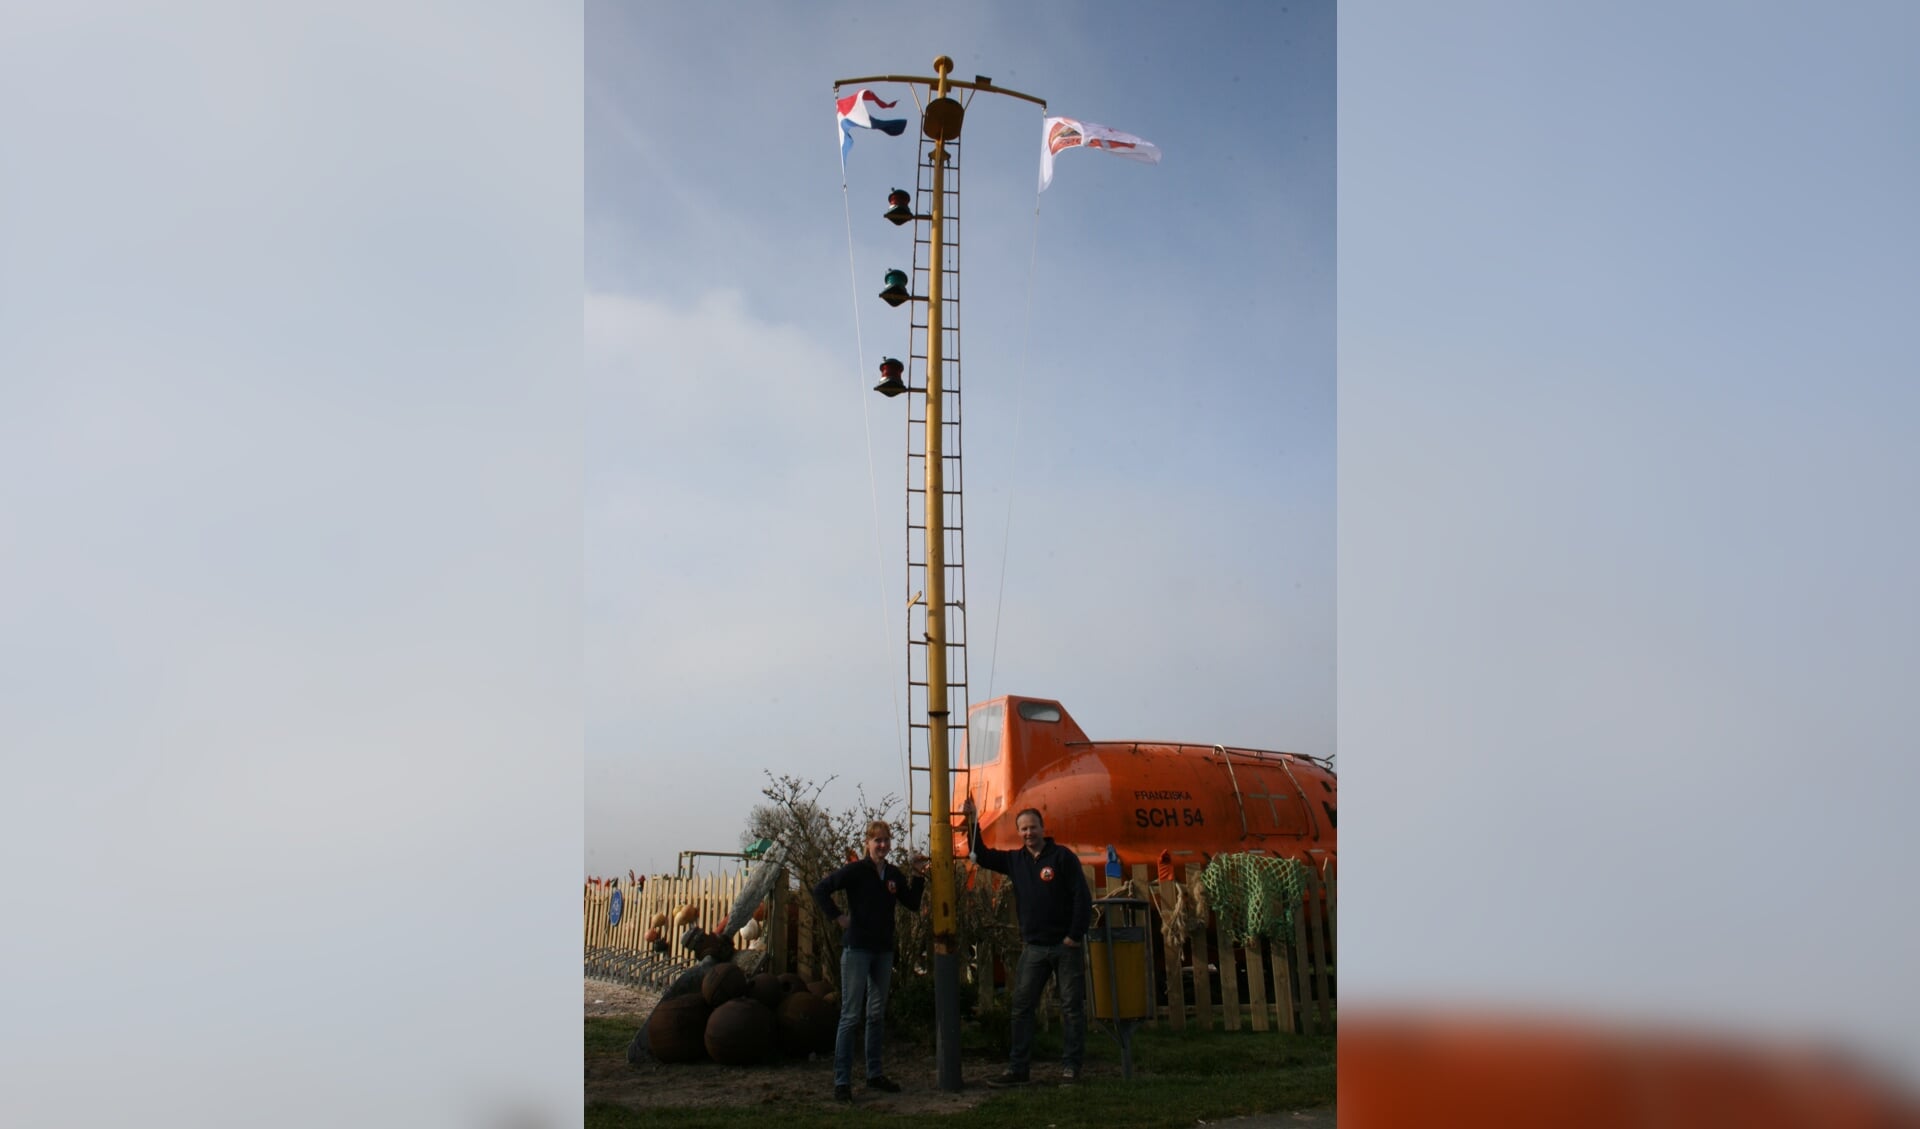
[1007, 941, 1086, 1073]
[833, 947, 895, 1086]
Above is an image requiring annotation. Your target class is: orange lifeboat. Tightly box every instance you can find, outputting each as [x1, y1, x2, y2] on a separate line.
[954, 695, 1336, 869]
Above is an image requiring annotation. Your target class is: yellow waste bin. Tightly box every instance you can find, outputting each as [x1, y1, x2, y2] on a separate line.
[1087, 897, 1153, 1021]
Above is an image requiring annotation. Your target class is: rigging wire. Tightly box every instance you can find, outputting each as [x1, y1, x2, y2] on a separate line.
[984, 126, 1047, 703]
[841, 175, 911, 819]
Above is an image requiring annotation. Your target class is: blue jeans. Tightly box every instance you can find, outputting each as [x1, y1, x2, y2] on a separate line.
[833, 947, 895, 1085]
[1008, 942, 1086, 1073]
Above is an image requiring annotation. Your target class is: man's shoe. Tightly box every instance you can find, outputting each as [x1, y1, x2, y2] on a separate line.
[1060, 1064, 1082, 1084]
[986, 1068, 1030, 1088]
[833, 1084, 853, 1103]
[865, 1074, 901, 1093]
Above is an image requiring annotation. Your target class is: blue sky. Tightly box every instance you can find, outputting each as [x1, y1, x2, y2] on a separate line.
[585, 2, 1337, 875]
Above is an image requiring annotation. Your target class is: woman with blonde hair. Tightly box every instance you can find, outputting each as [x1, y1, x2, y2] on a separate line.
[811, 819, 924, 1102]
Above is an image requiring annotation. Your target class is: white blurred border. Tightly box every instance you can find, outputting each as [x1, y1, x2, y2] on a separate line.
[0, 5, 582, 1127]
[1341, 0, 1920, 1087]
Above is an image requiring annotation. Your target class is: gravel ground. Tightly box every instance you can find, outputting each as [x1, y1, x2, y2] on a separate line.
[1205, 1110, 1336, 1127]
[584, 978, 661, 1018]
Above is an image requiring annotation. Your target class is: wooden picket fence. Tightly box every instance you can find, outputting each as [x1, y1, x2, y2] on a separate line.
[964, 860, 1335, 1035]
[583, 871, 780, 967]
[583, 857, 1334, 1034]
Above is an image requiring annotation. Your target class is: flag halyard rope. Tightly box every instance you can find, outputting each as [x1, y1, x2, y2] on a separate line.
[984, 116, 1048, 703]
[841, 181, 910, 810]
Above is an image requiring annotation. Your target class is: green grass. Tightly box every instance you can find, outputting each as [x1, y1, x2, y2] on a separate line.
[585, 1016, 637, 1055]
[586, 1018, 1334, 1129]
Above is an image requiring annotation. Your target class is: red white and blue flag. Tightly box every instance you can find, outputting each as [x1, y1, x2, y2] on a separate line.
[837, 88, 907, 170]
[1039, 116, 1162, 192]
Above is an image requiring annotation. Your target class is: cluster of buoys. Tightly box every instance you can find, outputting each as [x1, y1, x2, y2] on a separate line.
[641, 910, 672, 950]
[644, 969, 838, 1066]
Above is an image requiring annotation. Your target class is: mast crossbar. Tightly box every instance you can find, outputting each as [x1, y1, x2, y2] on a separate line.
[833, 74, 1046, 109]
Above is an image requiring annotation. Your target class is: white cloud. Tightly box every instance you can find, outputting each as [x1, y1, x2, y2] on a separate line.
[584, 287, 1335, 871]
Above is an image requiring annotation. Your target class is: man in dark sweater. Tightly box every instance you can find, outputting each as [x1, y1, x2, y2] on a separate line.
[813, 820, 925, 1102]
[965, 798, 1093, 1086]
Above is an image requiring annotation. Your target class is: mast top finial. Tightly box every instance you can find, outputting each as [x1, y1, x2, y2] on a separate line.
[933, 55, 953, 75]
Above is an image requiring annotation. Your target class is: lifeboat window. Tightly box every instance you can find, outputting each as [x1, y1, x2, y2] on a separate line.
[967, 703, 1004, 766]
[1015, 701, 1062, 723]
[1320, 780, 1332, 793]
[1321, 801, 1337, 830]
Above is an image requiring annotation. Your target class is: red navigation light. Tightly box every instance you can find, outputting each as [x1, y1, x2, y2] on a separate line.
[884, 188, 913, 225]
[874, 357, 907, 397]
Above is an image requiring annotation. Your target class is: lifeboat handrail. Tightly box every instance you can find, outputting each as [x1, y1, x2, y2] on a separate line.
[1062, 738, 1336, 774]
[1215, 743, 1250, 837]
[1279, 756, 1322, 841]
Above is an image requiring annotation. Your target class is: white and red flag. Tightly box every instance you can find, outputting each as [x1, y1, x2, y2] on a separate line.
[1038, 116, 1162, 192]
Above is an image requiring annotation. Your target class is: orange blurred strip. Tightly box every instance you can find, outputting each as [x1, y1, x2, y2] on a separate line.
[1340, 1011, 1920, 1129]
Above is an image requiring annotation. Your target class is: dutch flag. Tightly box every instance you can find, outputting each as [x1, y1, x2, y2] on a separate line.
[837, 88, 907, 171]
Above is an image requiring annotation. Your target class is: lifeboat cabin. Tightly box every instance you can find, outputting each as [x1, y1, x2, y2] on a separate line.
[955, 695, 1336, 871]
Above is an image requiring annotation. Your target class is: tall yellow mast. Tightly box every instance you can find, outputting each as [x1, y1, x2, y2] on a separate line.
[921, 54, 964, 1092]
[837, 54, 1044, 1094]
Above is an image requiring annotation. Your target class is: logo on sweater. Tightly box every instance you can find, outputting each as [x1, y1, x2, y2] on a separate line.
[887, 879, 898, 894]
[1039, 866, 1055, 882]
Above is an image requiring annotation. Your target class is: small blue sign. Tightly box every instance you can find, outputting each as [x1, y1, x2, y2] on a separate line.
[608, 888, 624, 927]
[1105, 844, 1123, 878]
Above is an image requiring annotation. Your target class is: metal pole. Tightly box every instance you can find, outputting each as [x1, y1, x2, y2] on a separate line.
[923, 53, 963, 1094]
[835, 54, 1042, 1095]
